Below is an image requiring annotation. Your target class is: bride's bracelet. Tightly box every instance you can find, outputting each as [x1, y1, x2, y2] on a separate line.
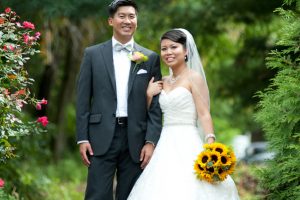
[205, 133, 216, 142]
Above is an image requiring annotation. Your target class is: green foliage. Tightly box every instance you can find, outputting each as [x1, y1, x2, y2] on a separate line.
[0, 0, 109, 19]
[43, 158, 86, 200]
[0, 8, 48, 162]
[255, 0, 300, 199]
[0, 189, 17, 200]
[0, 154, 86, 199]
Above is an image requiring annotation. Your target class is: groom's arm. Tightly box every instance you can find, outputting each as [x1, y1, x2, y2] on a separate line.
[76, 48, 95, 166]
[76, 48, 92, 143]
[145, 53, 162, 146]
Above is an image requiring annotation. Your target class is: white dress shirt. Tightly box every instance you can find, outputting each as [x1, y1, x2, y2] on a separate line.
[112, 37, 134, 117]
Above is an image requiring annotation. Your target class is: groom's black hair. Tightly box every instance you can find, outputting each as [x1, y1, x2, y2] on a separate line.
[108, 0, 138, 17]
[160, 29, 187, 49]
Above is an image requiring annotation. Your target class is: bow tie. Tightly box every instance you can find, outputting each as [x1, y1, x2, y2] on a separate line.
[114, 43, 133, 52]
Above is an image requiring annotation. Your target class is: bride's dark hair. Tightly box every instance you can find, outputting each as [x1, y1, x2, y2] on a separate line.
[160, 29, 187, 49]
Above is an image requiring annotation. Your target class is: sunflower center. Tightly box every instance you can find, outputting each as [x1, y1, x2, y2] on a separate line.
[211, 155, 218, 162]
[215, 147, 223, 154]
[218, 168, 223, 174]
[198, 164, 204, 171]
[221, 156, 227, 164]
[202, 155, 209, 163]
[207, 167, 214, 173]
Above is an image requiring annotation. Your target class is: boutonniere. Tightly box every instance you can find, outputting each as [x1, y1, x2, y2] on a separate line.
[128, 51, 148, 73]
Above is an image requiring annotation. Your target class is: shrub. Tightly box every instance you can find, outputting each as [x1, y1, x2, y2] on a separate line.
[255, 0, 300, 199]
[0, 7, 48, 162]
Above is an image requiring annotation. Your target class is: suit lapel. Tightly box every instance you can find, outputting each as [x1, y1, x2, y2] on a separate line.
[128, 43, 142, 96]
[101, 40, 117, 95]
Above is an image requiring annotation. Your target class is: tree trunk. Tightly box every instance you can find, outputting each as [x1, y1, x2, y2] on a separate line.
[53, 19, 86, 160]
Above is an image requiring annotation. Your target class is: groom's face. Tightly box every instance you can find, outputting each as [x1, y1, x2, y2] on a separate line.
[108, 6, 137, 43]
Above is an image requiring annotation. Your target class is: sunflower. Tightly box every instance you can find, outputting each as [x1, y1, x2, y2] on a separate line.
[203, 143, 213, 151]
[194, 142, 237, 183]
[226, 162, 236, 175]
[212, 142, 228, 155]
[196, 151, 211, 167]
[210, 151, 221, 166]
[194, 162, 205, 173]
[218, 167, 229, 181]
[220, 153, 232, 166]
[202, 172, 213, 183]
[229, 150, 237, 163]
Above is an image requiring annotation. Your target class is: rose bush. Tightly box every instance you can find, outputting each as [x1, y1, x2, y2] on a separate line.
[0, 7, 47, 162]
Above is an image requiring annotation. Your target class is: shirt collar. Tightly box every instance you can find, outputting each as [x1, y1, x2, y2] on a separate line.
[112, 37, 134, 49]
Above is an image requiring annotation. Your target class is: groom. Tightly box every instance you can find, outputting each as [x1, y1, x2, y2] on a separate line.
[76, 0, 162, 199]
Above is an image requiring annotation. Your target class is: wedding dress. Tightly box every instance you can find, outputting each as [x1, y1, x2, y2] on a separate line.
[128, 87, 240, 200]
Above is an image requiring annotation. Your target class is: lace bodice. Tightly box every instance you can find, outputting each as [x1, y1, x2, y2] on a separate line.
[159, 87, 197, 126]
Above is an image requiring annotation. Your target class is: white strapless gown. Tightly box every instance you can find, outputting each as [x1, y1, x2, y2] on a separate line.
[128, 87, 240, 200]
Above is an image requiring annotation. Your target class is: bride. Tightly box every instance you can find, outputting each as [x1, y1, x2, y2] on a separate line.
[127, 28, 240, 199]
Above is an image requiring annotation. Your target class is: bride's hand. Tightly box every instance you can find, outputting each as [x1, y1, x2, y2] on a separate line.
[207, 137, 215, 144]
[147, 77, 163, 97]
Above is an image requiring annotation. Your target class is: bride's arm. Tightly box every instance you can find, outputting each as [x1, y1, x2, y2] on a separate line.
[189, 72, 215, 144]
[146, 77, 163, 109]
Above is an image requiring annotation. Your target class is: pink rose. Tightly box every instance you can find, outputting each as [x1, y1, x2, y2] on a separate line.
[0, 178, 5, 188]
[36, 103, 42, 110]
[41, 98, 48, 105]
[35, 32, 41, 39]
[36, 98, 47, 110]
[37, 116, 48, 127]
[130, 52, 148, 64]
[16, 22, 22, 27]
[23, 34, 29, 44]
[5, 8, 11, 13]
[22, 21, 35, 30]
[131, 52, 143, 62]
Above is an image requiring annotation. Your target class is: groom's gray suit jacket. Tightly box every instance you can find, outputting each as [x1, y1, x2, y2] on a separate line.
[76, 39, 162, 162]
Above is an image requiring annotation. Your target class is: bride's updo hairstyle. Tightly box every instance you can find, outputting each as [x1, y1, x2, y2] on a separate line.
[160, 29, 187, 49]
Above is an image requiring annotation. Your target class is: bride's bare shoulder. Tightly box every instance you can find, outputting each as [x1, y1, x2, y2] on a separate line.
[187, 70, 202, 81]
[187, 70, 207, 89]
[162, 76, 170, 82]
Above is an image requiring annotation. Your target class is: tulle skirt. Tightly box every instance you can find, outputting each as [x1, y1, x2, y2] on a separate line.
[127, 125, 240, 200]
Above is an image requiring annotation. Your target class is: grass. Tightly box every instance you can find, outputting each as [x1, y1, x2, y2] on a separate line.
[2, 154, 87, 200]
[2, 155, 265, 199]
[42, 158, 86, 200]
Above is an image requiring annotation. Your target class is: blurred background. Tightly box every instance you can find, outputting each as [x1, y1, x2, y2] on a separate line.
[1, 0, 298, 199]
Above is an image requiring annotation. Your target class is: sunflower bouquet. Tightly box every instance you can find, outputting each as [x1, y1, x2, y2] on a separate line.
[194, 142, 236, 183]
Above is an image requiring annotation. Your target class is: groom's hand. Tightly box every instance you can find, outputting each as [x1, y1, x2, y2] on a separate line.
[79, 142, 94, 167]
[140, 143, 155, 169]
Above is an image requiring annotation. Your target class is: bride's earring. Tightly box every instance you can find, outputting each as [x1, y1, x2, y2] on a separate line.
[184, 55, 188, 62]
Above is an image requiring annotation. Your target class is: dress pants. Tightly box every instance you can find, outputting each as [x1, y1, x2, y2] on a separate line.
[85, 122, 143, 200]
